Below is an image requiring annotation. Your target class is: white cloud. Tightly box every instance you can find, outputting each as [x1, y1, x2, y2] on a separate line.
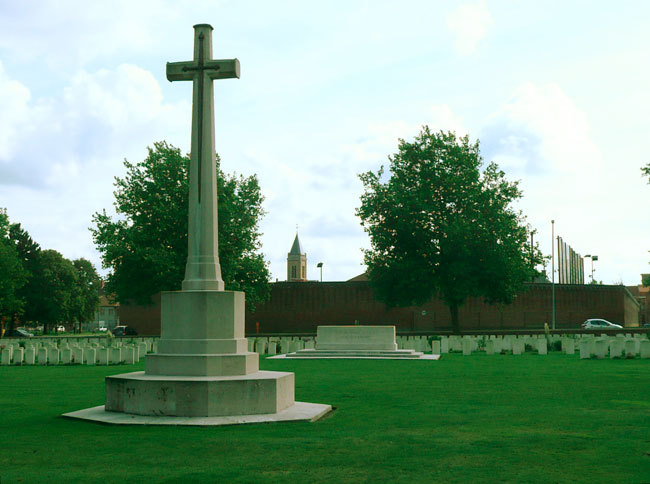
[0, 63, 188, 188]
[0, 61, 31, 160]
[446, 0, 493, 55]
[481, 82, 601, 176]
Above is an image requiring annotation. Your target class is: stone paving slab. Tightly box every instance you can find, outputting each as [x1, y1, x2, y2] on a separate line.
[270, 352, 440, 360]
[62, 401, 332, 426]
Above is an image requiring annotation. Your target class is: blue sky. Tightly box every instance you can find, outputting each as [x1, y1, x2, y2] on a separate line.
[1, 0, 649, 285]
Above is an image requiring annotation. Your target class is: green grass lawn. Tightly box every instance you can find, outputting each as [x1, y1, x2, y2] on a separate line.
[2, 354, 650, 483]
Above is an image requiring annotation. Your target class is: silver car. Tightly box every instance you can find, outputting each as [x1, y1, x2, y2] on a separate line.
[581, 319, 623, 329]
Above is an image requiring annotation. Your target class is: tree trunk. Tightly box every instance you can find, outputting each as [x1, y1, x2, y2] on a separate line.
[450, 303, 460, 334]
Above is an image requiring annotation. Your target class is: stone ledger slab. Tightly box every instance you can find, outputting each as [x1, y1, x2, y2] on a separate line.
[315, 325, 398, 351]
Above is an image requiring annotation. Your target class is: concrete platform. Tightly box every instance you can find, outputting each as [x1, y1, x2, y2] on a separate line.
[63, 401, 332, 426]
[274, 350, 440, 360]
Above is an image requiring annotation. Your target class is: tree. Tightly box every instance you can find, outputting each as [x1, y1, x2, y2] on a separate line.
[70, 258, 101, 333]
[642, 162, 650, 183]
[0, 209, 28, 332]
[356, 127, 543, 333]
[29, 250, 78, 333]
[8, 222, 42, 323]
[91, 141, 271, 309]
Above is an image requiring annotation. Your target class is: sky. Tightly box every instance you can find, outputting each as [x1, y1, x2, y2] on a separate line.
[0, 0, 649, 286]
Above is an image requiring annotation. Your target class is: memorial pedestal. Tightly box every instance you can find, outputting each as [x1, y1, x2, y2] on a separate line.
[66, 290, 330, 425]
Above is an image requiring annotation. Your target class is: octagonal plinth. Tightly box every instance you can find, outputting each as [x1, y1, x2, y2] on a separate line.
[106, 370, 295, 417]
[146, 352, 259, 376]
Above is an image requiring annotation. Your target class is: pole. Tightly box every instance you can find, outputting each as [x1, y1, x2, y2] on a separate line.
[551, 220, 556, 330]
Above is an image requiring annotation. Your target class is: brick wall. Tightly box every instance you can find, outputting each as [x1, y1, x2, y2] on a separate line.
[120, 282, 640, 336]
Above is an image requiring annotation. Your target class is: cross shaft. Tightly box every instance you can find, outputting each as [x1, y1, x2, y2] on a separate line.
[166, 23, 240, 292]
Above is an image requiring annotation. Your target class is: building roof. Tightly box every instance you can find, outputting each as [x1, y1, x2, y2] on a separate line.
[289, 233, 304, 256]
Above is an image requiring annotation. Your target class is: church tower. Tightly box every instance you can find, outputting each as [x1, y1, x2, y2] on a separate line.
[287, 233, 307, 282]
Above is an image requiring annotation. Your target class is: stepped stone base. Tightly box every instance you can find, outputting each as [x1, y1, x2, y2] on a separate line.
[63, 401, 332, 426]
[105, 370, 294, 417]
[283, 349, 435, 360]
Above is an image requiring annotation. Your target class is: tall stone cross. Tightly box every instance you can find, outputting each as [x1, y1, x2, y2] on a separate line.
[167, 24, 240, 291]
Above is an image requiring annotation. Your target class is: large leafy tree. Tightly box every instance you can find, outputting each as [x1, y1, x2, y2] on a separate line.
[0, 210, 28, 331]
[91, 141, 270, 308]
[8, 222, 42, 323]
[357, 127, 543, 333]
[28, 249, 78, 333]
[70, 258, 102, 333]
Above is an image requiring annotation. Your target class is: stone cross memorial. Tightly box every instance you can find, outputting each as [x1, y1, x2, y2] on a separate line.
[65, 24, 330, 425]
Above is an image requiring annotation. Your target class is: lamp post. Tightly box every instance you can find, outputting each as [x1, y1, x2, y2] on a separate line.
[551, 220, 556, 330]
[584, 255, 598, 283]
[316, 262, 323, 282]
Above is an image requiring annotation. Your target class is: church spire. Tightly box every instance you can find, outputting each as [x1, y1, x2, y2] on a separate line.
[287, 231, 307, 282]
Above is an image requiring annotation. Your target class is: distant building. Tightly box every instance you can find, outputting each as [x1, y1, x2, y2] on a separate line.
[627, 274, 649, 325]
[86, 294, 120, 331]
[287, 232, 307, 282]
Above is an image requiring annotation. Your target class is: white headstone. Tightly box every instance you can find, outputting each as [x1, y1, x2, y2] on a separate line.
[485, 339, 495, 355]
[537, 338, 547, 355]
[462, 337, 472, 356]
[579, 338, 591, 359]
[512, 338, 524, 355]
[594, 339, 607, 358]
[431, 340, 441, 355]
[563, 339, 575, 355]
[440, 337, 449, 354]
[110, 347, 122, 364]
[97, 348, 109, 365]
[123, 346, 136, 365]
[267, 341, 277, 355]
[38, 347, 48, 365]
[640, 339, 650, 359]
[624, 339, 636, 358]
[85, 348, 96, 365]
[24, 347, 36, 365]
[61, 348, 72, 364]
[1, 347, 11, 365]
[72, 347, 84, 364]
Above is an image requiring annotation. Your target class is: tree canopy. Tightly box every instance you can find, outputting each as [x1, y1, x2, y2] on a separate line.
[91, 141, 270, 309]
[0, 209, 28, 322]
[0, 210, 101, 335]
[357, 127, 543, 333]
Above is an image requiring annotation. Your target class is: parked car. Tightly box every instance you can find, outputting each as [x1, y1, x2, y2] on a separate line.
[581, 319, 623, 329]
[112, 325, 138, 336]
[4, 327, 34, 338]
[56, 325, 66, 332]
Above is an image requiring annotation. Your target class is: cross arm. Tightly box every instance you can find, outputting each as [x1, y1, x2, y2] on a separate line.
[166, 58, 241, 82]
[206, 59, 240, 80]
[167, 61, 195, 82]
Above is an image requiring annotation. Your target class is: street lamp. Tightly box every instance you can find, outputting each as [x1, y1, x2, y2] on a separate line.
[316, 262, 323, 282]
[584, 255, 599, 283]
[551, 220, 556, 330]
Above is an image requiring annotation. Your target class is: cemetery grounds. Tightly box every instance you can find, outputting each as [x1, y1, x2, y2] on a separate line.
[1, 353, 650, 483]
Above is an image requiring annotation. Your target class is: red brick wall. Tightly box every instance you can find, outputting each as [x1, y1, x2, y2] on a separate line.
[120, 282, 640, 336]
[246, 282, 639, 334]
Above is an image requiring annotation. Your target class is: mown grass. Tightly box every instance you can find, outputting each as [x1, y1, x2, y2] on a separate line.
[1, 354, 650, 483]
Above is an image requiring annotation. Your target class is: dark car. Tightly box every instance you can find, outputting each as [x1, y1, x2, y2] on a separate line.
[113, 325, 138, 336]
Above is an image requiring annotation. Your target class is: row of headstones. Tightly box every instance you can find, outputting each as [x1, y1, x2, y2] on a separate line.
[0, 338, 159, 366]
[248, 337, 316, 355]
[426, 333, 650, 358]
